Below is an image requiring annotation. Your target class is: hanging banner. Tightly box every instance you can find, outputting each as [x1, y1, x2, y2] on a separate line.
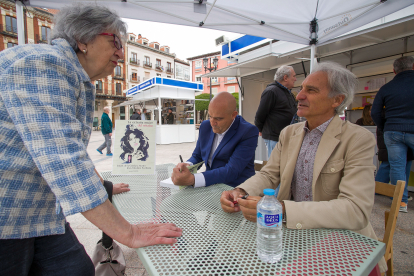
[112, 120, 156, 175]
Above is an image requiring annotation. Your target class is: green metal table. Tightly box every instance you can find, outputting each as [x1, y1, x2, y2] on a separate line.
[103, 164, 385, 276]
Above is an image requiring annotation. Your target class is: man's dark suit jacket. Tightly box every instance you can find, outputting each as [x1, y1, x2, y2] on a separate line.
[188, 115, 259, 187]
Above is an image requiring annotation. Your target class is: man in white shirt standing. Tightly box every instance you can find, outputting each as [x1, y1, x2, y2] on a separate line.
[171, 92, 259, 188]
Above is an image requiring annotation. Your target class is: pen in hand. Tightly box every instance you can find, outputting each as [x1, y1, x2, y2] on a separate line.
[179, 155, 184, 172]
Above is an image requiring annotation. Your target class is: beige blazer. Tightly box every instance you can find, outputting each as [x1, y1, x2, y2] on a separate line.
[238, 116, 386, 272]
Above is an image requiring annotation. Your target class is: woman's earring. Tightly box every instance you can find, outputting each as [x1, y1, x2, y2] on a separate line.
[83, 49, 87, 54]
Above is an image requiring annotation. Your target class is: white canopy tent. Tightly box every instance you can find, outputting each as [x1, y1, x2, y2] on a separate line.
[17, 0, 414, 70]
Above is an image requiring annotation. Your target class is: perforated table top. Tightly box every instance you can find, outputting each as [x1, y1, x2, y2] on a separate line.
[102, 164, 385, 276]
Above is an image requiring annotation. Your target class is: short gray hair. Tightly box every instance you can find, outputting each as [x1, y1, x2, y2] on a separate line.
[103, 106, 110, 112]
[393, 56, 414, 74]
[51, 3, 127, 52]
[311, 62, 357, 114]
[274, 65, 294, 82]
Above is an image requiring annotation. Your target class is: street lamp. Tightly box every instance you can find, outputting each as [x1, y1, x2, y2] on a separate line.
[203, 56, 219, 101]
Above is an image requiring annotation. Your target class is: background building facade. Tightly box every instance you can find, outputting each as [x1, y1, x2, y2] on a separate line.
[188, 51, 239, 96]
[174, 58, 190, 81]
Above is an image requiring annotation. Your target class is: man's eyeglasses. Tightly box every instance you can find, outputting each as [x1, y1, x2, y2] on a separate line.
[99, 33, 123, 50]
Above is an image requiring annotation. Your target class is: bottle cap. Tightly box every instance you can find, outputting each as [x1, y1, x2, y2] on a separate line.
[263, 189, 275, 196]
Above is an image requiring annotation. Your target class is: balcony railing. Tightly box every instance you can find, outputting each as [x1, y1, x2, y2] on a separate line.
[130, 75, 140, 82]
[113, 74, 124, 80]
[155, 65, 163, 71]
[35, 34, 47, 44]
[166, 68, 174, 74]
[130, 58, 140, 66]
[224, 78, 237, 83]
[143, 61, 152, 68]
[96, 88, 103, 94]
[1, 24, 17, 37]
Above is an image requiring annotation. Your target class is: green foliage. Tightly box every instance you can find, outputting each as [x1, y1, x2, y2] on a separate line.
[195, 93, 213, 111]
[195, 92, 240, 111]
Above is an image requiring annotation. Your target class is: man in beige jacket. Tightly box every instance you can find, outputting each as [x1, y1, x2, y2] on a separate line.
[220, 61, 386, 272]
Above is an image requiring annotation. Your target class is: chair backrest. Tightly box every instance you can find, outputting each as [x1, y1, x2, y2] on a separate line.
[254, 160, 268, 171]
[374, 180, 405, 261]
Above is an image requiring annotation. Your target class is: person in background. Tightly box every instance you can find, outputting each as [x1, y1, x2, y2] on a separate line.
[166, 108, 174, 124]
[0, 4, 181, 275]
[141, 108, 147, 120]
[171, 92, 259, 188]
[130, 109, 140, 120]
[355, 104, 375, 126]
[371, 56, 414, 213]
[254, 65, 297, 158]
[376, 125, 413, 208]
[220, 62, 386, 273]
[97, 106, 113, 156]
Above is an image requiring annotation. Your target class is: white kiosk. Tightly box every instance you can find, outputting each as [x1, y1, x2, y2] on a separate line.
[124, 77, 203, 145]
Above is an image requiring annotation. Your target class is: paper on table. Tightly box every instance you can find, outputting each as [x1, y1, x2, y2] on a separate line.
[160, 160, 204, 190]
[160, 177, 187, 190]
[187, 161, 204, 174]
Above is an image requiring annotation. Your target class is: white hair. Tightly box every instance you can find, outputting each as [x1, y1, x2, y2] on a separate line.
[103, 106, 110, 112]
[311, 62, 357, 114]
[274, 65, 294, 82]
[51, 3, 127, 52]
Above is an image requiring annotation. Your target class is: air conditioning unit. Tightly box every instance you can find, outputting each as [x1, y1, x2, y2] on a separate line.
[215, 35, 229, 46]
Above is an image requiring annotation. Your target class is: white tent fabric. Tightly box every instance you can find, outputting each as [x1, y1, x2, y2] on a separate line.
[25, 0, 413, 45]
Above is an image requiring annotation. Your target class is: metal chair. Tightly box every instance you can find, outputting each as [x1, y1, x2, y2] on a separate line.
[374, 180, 405, 276]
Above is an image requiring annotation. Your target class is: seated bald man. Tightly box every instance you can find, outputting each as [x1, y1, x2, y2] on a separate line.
[220, 62, 386, 272]
[172, 92, 259, 188]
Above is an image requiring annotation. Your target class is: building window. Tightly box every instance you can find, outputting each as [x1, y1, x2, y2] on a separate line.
[129, 36, 135, 41]
[41, 26, 51, 41]
[165, 47, 169, 53]
[167, 76, 171, 78]
[154, 44, 159, 50]
[115, 66, 121, 76]
[211, 77, 218, 85]
[120, 106, 125, 120]
[144, 56, 151, 67]
[116, 83, 122, 95]
[131, 72, 137, 81]
[195, 75, 202, 82]
[167, 62, 171, 70]
[130, 52, 137, 64]
[95, 101, 98, 111]
[195, 60, 202, 70]
[212, 87, 218, 94]
[5, 16, 17, 34]
[227, 86, 236, 93]
[7, 42, 17, 48]
[143, 40, 148, 45]
[95, 80, 102, 90]
[156, 59, 162, 70]
[156, 73, 161, 77]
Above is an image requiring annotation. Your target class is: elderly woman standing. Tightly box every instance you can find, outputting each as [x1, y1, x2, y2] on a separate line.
[0, 4, 181, 275]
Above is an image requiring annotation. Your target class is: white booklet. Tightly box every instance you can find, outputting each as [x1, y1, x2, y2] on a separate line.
[160, 161, 204, 190]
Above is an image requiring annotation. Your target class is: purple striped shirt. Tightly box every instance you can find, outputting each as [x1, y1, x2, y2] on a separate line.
[291, 117, 334, 202]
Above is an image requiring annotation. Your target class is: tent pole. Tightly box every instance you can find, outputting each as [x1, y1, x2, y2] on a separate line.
[310, 44, 316, 72]
[158, 97, 162, 125]
[16, 1, 25, 45]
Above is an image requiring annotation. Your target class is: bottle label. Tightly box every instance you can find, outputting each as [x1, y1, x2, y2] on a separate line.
[257, 212, 282, 227]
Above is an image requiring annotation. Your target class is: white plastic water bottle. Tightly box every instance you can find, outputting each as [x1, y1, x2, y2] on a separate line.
[256, 188, 283, 263]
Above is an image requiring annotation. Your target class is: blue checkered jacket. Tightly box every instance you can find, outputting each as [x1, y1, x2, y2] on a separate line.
[0, 39, 108, 239]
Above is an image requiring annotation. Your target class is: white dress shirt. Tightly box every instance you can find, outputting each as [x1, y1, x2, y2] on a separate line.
[189, 119, 235, 188]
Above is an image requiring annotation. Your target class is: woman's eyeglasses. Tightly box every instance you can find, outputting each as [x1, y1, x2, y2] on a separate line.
[99, 33, 123, 50]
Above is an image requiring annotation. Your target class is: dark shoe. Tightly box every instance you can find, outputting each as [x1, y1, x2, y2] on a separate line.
[106, 153, 113, 156]
[97, 149, 103, 154]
